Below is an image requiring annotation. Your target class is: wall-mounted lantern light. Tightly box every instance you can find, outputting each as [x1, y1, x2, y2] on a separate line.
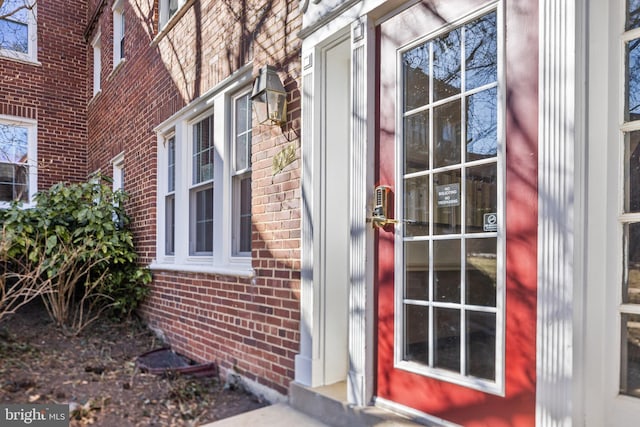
[251, 65, 287, 126]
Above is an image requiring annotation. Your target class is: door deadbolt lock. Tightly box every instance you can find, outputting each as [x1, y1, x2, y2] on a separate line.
[367, 185, 417, 229]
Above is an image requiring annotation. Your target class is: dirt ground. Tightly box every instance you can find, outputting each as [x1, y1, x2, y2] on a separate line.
[0, 301, 268, 426]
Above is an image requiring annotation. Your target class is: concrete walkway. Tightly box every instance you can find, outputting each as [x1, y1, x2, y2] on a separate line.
[200, 403, 332, 427]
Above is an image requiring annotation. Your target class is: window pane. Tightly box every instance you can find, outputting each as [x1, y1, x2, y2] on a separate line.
[405, 240, 429, 300]
[0, 124, 28, 162]
[465, 12, 497, 91]
[235, 94, 252, 172]
[239, 176, 252, 253]
[434, 307, 460, 372]
[467, 311, 496, 380]
[625, 223, 640, 304]
[193, 116, 214, 184]
[466, 238, 497, 307]
[167, 136, 175, 193]
[434, 101, 461, 168]
[433, 239, 460, 303]
[628, 0, 640, 31]
[0, 163, 28, 202]
[627, 39, 640, 120]
[404, 110, 429, 174]
[433, 28, 462, 101]
[0, 19, 28, 53]
[165, 195, 175, 255]
[433, 170, 461, 235]
[403, 44, 430, 111]
[404, 175, 429, 237]
[466, 163, 497, 233]
[192, 187, 213, 254]
[466, 87, 498, 161]
[621, 313, 640, 397]
[626, 131, 640, 213]
[404, 304, 429, 364]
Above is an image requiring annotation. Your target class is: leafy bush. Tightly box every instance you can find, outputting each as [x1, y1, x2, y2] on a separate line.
[0, 174, 151, 333]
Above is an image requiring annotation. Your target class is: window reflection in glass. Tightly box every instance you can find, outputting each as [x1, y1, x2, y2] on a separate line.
[403, 44, 430, 111]
[434, 239, 460, 303]
[194, 187, 213, 253]
[621, 313, 640, 397]
[627, 0, 640, 31]
[466, 163, 497, 232]
[466, 87, 498, 161]
[433, 170, 461, 235]
[433, 28, 461, 101]
[434, 101, 461, 168]
[627, 38, 640, 120]
[626, 131, 640, 213]
[0, 0, 29, 54]
[404, 304, 429, 364]
[434, 308, 460, 372]
[625, 223, 640, 305]
[466, 238, 497, 306]
[467, 311, 496, 380]
[404, 175, 429, 237]
[404, 110, 429, 174]
[465, 11, 497, 91]
[193, 116, 214, 184]
[405, 240, 429, 300]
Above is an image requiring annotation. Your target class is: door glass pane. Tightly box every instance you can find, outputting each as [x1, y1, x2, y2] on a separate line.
[434, 239, 460, 303]
[433, 170, 461, 235]
[404, 304, 429, 364]
[405, 240, 429, 300]
[404, 110, 430, 174]
[627, 38, 640, 120]
[434, 101, 461, 168]
[625, 223, 640, 304]
[626, 131, 640, 213]
[466, 238, 497, 306]
[434, 308, 460, 372]
[628, 0, 640, 31]
[466, 163, 497, 233]
[467, 311, 496, 380]
[433, 28, 461, 101]
[621, 313, 640, 397]
[465, 11, 497, 91]
[403, 44, 430, 111]
[404, 175, 429, 237]
[466, 87, 498, 161]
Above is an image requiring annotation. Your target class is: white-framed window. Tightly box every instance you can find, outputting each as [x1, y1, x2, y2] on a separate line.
[0, 116, 37, 207]
[232, 92, 252, 256]
[396, 7, 504, 394]
[159, 0, 187, 29]
[112, 0, 125, 67]
[154, 67, 253, 275]
[92, 31, 102, 96]
[620, 0, 640, 399]
[112, 152, 124, 192]
[0, 0, 37, 62]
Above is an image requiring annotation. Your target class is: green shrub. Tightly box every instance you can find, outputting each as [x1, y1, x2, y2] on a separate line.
[0, 173, 151, 333]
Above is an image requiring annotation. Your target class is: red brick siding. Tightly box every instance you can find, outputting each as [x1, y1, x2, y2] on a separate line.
[86, 0, 302, 394]
[0, 0, 88, 189]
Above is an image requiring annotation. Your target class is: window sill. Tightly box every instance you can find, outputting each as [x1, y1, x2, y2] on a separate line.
[108, 58, 126, 80]
[149, 260, 254, 278]
[0, 50, 41, 66]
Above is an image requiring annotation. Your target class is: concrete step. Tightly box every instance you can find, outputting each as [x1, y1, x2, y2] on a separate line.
[200, 403, 332, 427]
[288, 381, 425, 427]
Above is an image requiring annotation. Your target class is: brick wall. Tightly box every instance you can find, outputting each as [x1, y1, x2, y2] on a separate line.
[86, 0, 302, 395]
[0, 0, 88, 189]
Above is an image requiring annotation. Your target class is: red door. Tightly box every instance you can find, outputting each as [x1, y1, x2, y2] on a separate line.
[375, 2, 538, 426]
